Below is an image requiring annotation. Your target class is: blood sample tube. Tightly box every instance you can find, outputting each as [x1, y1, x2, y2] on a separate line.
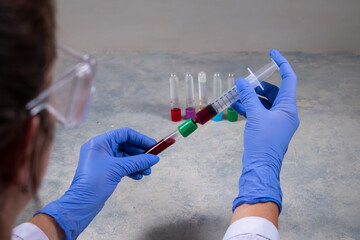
[169, 73, 181, 121]
[227, 73, 238, 122]
[198, 72, 207, 111]
[212, 72, 223, 121]
[185, 73, 196, 120]
[146, 119, 198, 155]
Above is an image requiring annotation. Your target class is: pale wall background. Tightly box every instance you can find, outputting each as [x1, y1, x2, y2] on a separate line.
[57, 0, 360, 53]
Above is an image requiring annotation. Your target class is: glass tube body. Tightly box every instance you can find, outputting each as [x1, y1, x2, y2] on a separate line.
[227, 73, 235, 89]
[212, 72, 223, 121]
[169, 73, 180, 109]
[185, 73, 196, 120]
[146, 129, 182, 155]
[213, 72, 222, 100]
[185, 73, 195, 110]
[198, 72, 207, 111]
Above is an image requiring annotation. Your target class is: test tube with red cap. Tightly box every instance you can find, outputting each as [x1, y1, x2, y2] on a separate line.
[169, 73, 181, 121]
[185, 73, 196, 120]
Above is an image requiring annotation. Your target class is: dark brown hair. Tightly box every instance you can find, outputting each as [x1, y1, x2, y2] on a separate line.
[0, 0, 56, 194]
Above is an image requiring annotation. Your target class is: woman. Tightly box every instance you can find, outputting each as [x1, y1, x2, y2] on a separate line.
[0, 0, 57, 237]
[1, 1, 160, 239]
[1, 0, 299, 240]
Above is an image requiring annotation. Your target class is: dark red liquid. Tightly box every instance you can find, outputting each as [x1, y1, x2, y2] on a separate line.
[195, 105, 217, 125]
[146, 138, 176, 155]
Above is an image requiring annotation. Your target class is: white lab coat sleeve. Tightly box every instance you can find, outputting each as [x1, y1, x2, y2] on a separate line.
[12, 223, 49, 240]
[222, 216, 280, 240]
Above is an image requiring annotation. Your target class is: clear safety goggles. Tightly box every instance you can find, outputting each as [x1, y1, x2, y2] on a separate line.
[26, 45, 97, 129]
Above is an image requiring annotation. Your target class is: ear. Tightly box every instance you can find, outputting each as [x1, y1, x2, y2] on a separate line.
[15, 115, 40, 186]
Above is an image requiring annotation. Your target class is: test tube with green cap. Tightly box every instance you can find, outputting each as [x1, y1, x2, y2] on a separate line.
[227, 73, 238, 122]
[146, 119, 198, 155]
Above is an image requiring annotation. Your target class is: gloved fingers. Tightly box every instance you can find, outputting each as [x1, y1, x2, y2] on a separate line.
[270, 49, 297, 106]
[230, 101, 247, 117]
[118, 142, 149, 156]
[126, 168, 151, 180]
[112, 154, 159, 178]
[256, 81, 279, 105]
[127, 172, 143, 180]
[140, 168, 152, 175]
[234, 78, 263, 115]
[106, 128, 157, 151]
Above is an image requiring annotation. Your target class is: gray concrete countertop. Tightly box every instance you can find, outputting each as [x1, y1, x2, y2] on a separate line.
[18, 52, 360, 239]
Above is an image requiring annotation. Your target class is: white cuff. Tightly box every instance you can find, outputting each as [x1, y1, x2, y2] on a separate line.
[12, 223, 49, 240]
[223, 217, 280, 240]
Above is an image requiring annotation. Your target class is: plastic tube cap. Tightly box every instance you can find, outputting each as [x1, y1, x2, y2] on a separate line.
[178, 119, 198, 137]
[227, 108, 238, 122]
[212, 112, 223, 122]
[171, 108, 181, 122]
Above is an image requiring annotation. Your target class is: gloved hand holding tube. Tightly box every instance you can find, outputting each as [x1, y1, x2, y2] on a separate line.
[36, 128, 160, 240]
[231, 49, 300, 213]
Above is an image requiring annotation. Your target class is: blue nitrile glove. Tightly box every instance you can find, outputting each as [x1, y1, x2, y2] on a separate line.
[230, 49, 300, 214]
[36, 128, 160, 240]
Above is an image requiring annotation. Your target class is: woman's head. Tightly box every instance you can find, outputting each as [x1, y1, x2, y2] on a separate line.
[0, 0, 56, 200]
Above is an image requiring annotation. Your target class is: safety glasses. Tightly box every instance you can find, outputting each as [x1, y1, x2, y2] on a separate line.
[26, 45, 97, 129]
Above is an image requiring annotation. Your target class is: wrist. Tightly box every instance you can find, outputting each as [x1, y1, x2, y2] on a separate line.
[233, 167, 282, 213]
[36, 200, 73, 240]
[242, 150, 283, 173]
[231, 202, 279, 228]
[36, 194, 104, 240]
[29, 213, 65, 240]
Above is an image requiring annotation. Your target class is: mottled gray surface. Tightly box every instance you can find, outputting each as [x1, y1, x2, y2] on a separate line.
[18, 52, 360, 239]
[57, 0, 360, 52]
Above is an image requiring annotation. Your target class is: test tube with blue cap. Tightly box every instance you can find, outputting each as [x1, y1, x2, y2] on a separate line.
[212, 72, 223, 121]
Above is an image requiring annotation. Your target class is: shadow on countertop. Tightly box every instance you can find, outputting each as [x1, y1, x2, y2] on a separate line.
[137, 215, 228, 240]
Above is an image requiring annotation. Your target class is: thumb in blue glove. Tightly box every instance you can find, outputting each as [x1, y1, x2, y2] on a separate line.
[231, 49, 300, 214]
[36, 128, 159, 240]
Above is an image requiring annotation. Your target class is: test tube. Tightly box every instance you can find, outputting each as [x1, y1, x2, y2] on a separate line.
[185, 73, 196, 120]
[198, 72, 207, 111]
[227, 73, 235, 91]
[146, 119, 198, 155]
[212, 72, 223, 121]
[169, 73, 181, 122]
[195, 59, 279, 125]
[227, 73, 238, 122]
